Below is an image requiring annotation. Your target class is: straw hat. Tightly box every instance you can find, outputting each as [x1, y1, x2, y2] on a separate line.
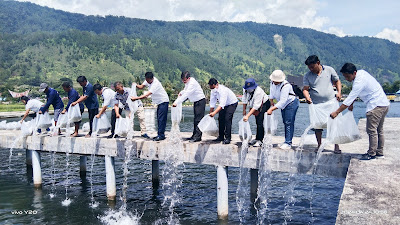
[269, 70, 286, 82]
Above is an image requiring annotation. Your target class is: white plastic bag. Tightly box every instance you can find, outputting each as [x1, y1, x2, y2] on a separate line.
[263, 112, 278, 134]
[21, 120, 34, 136]
[115, 117, 130, 137]
[36, 112, 52, 129]
[92, 114, 111, 134]
[238, 120, 252, 142]
[6, 121, 21, 130]
[309, 98, 339, 129]
[57, 113, 73, 128]
[68, 104, 82, 123]
[0, 120, 6, 129]
[82, 122, 90, 132]
[327, 111, 361, 144]
[197, 115, 219, 137]
[126, 83, 139, 114]
[171, 103, 182, 123]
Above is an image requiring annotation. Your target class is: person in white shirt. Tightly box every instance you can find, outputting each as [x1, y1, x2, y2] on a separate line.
[173, 71, 206, 142]
[94, 84, 118, 138]
[242, 78, 270, 147]
[133, 72, 170, 141]
[267, 70, 300, 150]
[330, 63, 390, 160]
[208, 78, 238, 144]
[20, 96, 44, 122]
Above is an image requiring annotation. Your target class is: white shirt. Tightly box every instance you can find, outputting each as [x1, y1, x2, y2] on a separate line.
[174, 77, 205, 104]
[143, 77, 169, 105]
[343, 70, 390, 112]
[25, 99, 44, 112]
[269, 81, 296, 109]
[102, 87, 117, 107]
[210, 84, 238, 109]
[242, 86, 268, 110]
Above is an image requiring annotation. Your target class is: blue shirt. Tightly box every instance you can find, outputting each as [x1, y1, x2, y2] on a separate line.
[40, 88, 64, 112]
[83, 82, 99, 109]
[66, 88, 84, 111]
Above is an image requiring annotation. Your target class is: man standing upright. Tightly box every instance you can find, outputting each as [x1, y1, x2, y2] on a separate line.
[330, 63, 390, 160]
[303, 55, 342, 154]
[61, 82, 84, 137]
[38, 83, 64, 133]
[133, 72, 169, 141]
[208, 78, 238, 144]
[172, 71, 206, 142]
[72, 76, 99, 138]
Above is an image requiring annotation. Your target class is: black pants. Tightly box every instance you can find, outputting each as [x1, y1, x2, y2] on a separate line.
[110, 108, 123, 135]
[88, 108, 99, 135]
[74, 108, 85, 125]
[218, 102, 238, 141]
[255, 101, 270, 141]
[192, 98, 206, 140]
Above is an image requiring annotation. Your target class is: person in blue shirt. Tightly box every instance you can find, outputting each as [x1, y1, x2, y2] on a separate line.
[72, 76, 99, 137]
[61, 82, 84, 137]
[38, 83, 64, 134]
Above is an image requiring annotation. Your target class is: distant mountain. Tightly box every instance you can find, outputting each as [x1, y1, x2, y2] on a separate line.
[0, 0, 399, 99]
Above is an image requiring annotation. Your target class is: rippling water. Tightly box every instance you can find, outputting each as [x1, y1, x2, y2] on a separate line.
[1, 102, 399, 224]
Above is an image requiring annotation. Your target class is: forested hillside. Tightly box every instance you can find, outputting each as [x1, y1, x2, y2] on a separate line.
[0, 0, 399, 100]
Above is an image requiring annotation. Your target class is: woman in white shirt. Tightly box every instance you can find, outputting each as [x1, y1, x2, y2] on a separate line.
[242, 78, 270, 147]
[267, 70, 299, 150]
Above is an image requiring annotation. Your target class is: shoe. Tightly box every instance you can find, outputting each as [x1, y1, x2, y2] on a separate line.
[334, 149, 342, 154]
[37, 129, 42, 134]
[280, 143, 292, 150]
[253, 140, 262, 147]
[141, 134, 150, 139]
[375, 154, 385, 159]
[214, 137, 224, 142]
[46, 128, 50, 132]
[249, 139, 258, 145]
[190, 138, 201, 143]
[153, 136, 166, 141]
[185, 137, 194, 141]
[223, 139, 231, 144]
[360, 153, 376, 160]
[278, 142, 285, 148]
[114, 135, 120, 138]
[107, 134, 114, 138]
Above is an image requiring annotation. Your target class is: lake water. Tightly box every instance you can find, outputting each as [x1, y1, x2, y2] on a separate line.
[1, 102, 399, 224]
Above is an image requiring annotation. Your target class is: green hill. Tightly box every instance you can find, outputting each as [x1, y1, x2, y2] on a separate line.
[0, 0, 399, 100]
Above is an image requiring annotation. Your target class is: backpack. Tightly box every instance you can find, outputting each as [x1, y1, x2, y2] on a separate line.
[280, 82, 305, 99]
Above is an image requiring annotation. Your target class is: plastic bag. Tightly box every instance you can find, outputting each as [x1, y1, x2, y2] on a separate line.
[197, 115, 219, 137]
[327, 111, 361, 144]
[115, 117, 130, 137]
[263, 112, 278, 134]
[21, 120, 34, 136]
[309, 98, 339, 129]
[36, 112, 52, 129]
[126, 83, 139, 114]
[238, 120, 252, 142]
[82, 122, 90, 132]
[92, 114, 111, 134]
[57, 113, 73, 128]
[0, 120, 6, 129]
[68, 104, 82, 123]
[171, 103, 182, 123]
[6, 121, 21, 130]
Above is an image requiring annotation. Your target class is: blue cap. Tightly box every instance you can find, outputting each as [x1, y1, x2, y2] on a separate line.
[243, 78, 258, 90]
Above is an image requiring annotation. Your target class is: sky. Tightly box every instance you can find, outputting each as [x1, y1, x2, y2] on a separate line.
[16, 0, 400, 44]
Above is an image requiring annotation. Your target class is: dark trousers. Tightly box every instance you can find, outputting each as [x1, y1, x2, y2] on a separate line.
[218, 102, 238, 141]
[88, 108, 99, 135]
[157, 102, 169, 139]
[110, 108, 122, 135]
[255, 101, 270, 141]
[192, 98, 206, 140]
[74, 108, 85, 125]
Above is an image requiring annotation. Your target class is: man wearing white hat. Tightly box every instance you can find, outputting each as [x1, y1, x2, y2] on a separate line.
[268, 70, 300, 149]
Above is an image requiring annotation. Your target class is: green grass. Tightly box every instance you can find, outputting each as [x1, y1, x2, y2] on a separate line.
[0, 104, 54, 112]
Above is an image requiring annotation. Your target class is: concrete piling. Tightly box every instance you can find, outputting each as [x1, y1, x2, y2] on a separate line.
[217, 165, 229, 220]
[152, 160, 160, 187]
[26, 149, 32, 165]
[250, 168, 258, 201]
[79, 156, 87, 177]
[105, 156, 116, 201]
[31, 150, 42, 188]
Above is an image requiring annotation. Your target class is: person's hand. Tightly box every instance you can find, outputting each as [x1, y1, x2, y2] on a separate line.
[172, 103, 177, 107]
[38, 111, 43, 114]
[19, 120, 23, 124]
[348, 104, 354, 111]
[330, 111, 339, 119]
[243, 115, 249, 122]
[306, 97, 312, 104]
[267, 108, 273, 115]
[336, 93, 342, 102]
[209, 112, 216, 117]
[131, 96, 138, 101]
[71, 102, 77, 106]
[95, 114, 101, 118]
[61, 109, 67, 114]
[116, 114, 120, 118]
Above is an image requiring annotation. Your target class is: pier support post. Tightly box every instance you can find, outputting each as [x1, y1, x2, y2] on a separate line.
[32, 150, 42, 188]
[26, 149, 32, 165]
[250, 168, 258, 201]
[105, 156, 116, 201]
[152, 160, 160, 187]
[217, 165, 228, 220]
[79, 156, 87, 177]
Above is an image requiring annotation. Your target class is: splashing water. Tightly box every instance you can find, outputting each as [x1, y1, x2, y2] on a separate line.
[89, 132, 99, 208]
[8, 136, 24, 170]
[49, 151, 57, 198]
[62, 141, 72, 206]
[99, 209, 140, 225]
[236, 137, 250, 224]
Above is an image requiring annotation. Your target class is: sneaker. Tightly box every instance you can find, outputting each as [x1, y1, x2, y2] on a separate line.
[153, 136, 166, 141]
[141, 134, 150, 139]
[253, 140, 262, 147]
[360, 153, 376, 160]
[107, 134, 114, 138]
[278, 142, 285, 148]
[223, 139, 231, 144]
[37, 129, 42, 134]
[214, 137, 224, 142]
[249, 139, 258, 145]
[280, 143, 292, 150]
[375, 154, 385, 159]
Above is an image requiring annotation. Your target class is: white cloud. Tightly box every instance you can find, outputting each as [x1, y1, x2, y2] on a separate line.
[16, 0, 330, 30]
[375, 28, 400, 44]
[324, 27, 347, 37]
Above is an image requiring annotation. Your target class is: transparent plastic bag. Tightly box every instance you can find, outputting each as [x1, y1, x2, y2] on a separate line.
[115, 117, 130, 137]
[171, 103, 182, 123]
[21, 120, 34, 136]
[126, 83, 139, 114]
[68, 104, 82, 123]
[36, 112, 52, 129]
[263, 112, 278, 134]
[197, 115, 219, 137]
[82, 122, 90, 132]
[57, 113, 73, 128]
[309, 98, 339, 129]
[0, 120, 6, 129]
[238, 120, 252, 142]
[6, 121, 21, 130]
[327, 111, 361, 144]
[92, 114, 111, 134]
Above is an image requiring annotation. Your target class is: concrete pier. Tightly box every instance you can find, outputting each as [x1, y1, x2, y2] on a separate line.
[217, 165, 229, 219]
[31, 150, 42, 188]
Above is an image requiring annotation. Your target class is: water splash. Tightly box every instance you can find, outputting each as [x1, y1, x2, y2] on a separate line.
[49, 151, 57, 198]
[236, 137, 250, 224]
[99, 209, 140, 225]
[62, 138, 72, 206]
[89, 131, 99, 208]
[8, 136, 24, 170]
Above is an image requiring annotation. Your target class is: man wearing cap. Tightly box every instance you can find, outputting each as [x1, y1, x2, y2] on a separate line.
[172, 71, 206, 142]
[242, 78, 270, 147]
[208, 78, 238, 144]
[72, 76, 99, 138]
[303, 55, 342, 154]
[38, 83, 64, 134]
[267, 70, 300, 150]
